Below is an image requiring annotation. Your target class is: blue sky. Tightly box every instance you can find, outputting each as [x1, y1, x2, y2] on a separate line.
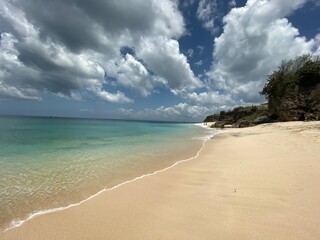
[0, 0, 319, 121]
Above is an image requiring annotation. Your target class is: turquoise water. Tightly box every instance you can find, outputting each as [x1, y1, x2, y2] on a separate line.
[0, 116, 214, 230]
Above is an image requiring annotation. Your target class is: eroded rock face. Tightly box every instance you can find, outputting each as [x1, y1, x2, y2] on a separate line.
[203, 114, 220, 122]
[253, 116, 272, 125]
[205, 104, 272, 128]
[204, 55, 320, 127]
[269, 84, 320, 121]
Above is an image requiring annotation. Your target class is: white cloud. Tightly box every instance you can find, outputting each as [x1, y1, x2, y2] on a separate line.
[158, 103, 209, 119]
[92, 88, 133, 104]
[207, 0, 319, 106]
[229, 0, 236, 8]
[195, 60, 203, 66]
[181, 0, 196, 8]
[115, 54, 165, 97]
[187, 48, 194, 57]
[137, 37, 203, 92]
[197, 0, 219, 34]
[144, 103, 210, 120]
[197, 45, 205, 55]
[1, 0, 319, 120]
[196, 0, 238, 34]
[187, 91, 234, 106]
[0, 81, 40, 100]
[0, 0, 198, 104]
[314, 34, 320, 55]
[114, 103, 211, 121]
[0, 32, 41, 100]
[114, 107, 134, 116]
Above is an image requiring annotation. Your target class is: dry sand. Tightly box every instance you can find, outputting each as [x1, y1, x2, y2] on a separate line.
[1, 121, 320, 240]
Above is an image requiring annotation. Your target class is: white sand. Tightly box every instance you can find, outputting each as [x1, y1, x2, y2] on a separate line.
[2, 121, 320, 240]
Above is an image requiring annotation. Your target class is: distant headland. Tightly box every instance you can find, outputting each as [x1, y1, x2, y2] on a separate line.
[204, 54, 320, 128]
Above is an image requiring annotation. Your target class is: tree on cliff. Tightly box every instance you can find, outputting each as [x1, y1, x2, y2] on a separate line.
[261, 54, 320, 120]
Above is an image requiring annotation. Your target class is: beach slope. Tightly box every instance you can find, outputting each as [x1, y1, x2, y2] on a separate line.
[1, 121, 320, 240]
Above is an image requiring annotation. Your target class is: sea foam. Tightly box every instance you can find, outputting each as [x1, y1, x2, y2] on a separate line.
[5, 129, 222, 232]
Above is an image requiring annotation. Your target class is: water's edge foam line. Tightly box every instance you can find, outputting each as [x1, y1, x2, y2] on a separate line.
[4, 128, 223, 232]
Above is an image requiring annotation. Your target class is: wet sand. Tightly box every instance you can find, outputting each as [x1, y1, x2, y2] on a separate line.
[1, 121, 320, 240]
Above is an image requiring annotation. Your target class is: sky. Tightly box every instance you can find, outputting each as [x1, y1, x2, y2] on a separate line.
[0, 0, 319, 122]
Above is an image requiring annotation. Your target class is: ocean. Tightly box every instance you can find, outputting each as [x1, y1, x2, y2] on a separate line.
[0, 116, 216, 230]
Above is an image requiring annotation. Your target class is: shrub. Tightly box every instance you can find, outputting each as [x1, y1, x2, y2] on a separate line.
[261, 54, 320, 100]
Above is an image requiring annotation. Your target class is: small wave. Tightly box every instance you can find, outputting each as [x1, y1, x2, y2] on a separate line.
[193, 132, 223, 141]
[193, 123, 223, 140]
[193, 123, 210, 129]
[4, 130, 223, 232]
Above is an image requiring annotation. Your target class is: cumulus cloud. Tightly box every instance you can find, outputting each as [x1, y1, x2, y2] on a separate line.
[207, 0, 319, 106]
[136, 0, 319, 120]
[153, 103, 210, 119]
[115, 103, 211, 121]
[196, 0, 238, 34]
[187, 91, 234, 106]
[0, 0, 198, 104]
[14, 0, 185, 51]
[0, 32, 40, 100]
[114, 53, 165, 97]
[0, 81, 40, 100]
[137, 37, 202, 92]
[197, 0, 219, 34]
[1, 0, 319, 121]
[314, 34, 320, 55]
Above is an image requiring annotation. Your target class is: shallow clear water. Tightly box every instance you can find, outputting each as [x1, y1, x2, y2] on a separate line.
[0, 116, 215, 229]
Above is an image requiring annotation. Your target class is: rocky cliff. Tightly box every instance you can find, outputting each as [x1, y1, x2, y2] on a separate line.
[263, 54, 320, 121]
[204, 55, 320, 128]
[204, 104, 272, 128]
[267, 83, 320, 121]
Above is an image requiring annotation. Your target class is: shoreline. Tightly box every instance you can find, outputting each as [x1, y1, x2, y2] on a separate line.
[2, 121, 320, 239]
[3, 123, 217, 232]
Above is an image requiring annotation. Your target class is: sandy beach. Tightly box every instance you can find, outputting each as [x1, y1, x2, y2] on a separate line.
[1, 121, 320, 240]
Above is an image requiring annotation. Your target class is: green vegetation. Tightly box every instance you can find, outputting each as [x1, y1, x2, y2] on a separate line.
[204, 104, 271, 128]
[260, 54, 320, 121]
[261, 54, 320, 100]
[204, 54, 320, 127]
